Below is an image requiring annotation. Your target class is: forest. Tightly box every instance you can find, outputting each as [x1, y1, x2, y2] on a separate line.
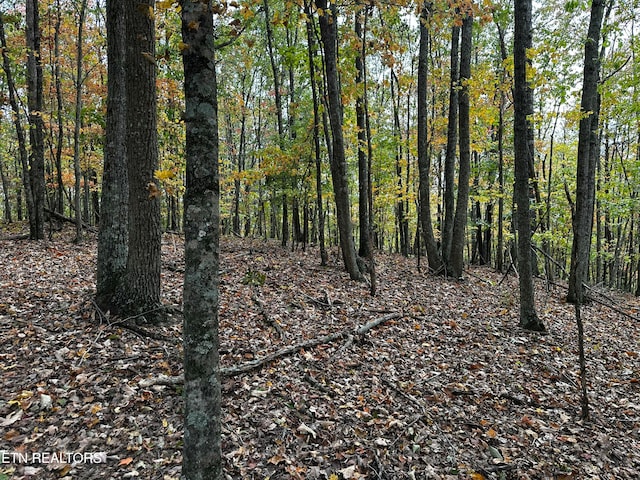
[1, 0, 640, 478]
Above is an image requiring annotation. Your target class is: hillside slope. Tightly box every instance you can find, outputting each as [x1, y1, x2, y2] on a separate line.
[0, 231, 639, 479]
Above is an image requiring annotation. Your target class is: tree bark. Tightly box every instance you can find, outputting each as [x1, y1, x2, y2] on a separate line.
[96, 0, 129, 313]
[441, 23, 460, 268]
[355, 6, 371, 259]
[26, 0, 46, 240]
[514, 0, 545, 331]
[181, 0, 222, 477]
[72, 0, 88, 243]
[567, 0, 606, 304]
[417, 3, 444, 274]
[52, 1, 65, 215]
[0, 156, 11, 223]
[449, 13, 473, 279]
[316, 0, 362, 280]
[119, 0, 162, 319]
[0, 16, 34, 233]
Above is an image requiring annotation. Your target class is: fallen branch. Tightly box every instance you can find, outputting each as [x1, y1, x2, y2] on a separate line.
[0, 233, 30, 241]
[45, 207, 96, 232]
[138, 311, 403, 388]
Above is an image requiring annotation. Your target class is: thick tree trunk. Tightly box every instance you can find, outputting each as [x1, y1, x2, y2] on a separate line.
[514, 0, 544, 331]
[317, 0, 362, 280]
[181, 1, 222, 478]
[449, 13, 472, 279]
[416, 3, 443, 273]
[121, 0, 162, 318]
[26, 0, 46, 240]
[567, 0, 606, 304]
[96, 0, 129, 313]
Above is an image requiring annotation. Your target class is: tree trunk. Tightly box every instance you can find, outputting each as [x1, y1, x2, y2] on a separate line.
[304, 0, 327, 265]
[355, 6, 371, 259]
[441, 23, 460, 267]
[96, 0, 129, 312]
[121, 0, 162, 319]
[417, 3, 443, 274]
[52, 1, 65, 215]
[514, 0, 544, 331]
[26, 0, 46, 240]
[0, 157, 12, 223]
[567, 0, 606, 304]
[449, 13, 472, 279]
[317, 0, 362, 280]
[181, 1, 222, 478]
[72, 0, 88, 243]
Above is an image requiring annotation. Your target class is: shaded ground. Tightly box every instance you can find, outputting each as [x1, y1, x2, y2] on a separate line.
[0, 228, 639, 479]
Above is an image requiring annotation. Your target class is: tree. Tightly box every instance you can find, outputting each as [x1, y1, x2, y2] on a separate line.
[416, 2, 443, 274]
[316, 0, 362, 280]
[180, 0, 222, 477]
[0, 14, 34, 235]
[96, 0, 128, 312]
[25, 0, 46, 240]
[120, 0, 162, 318]
[355, 5, 371, 259]
[441, 22, 460, 269]
[72, 0, 89, 243]
[448, 12, 473, 279]
[304, 0, 328, 266]
[567, 0, 606, 305]
[513, 0, 545, 331]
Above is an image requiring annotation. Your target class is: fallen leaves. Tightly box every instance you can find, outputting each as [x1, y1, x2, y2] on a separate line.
[1, 229, 639, 478]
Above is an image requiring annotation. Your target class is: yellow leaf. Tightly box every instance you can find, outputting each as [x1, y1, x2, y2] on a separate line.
[329, 475, 339, 480]
[154, 169, 175, 181]
[178, 42, 190, 52]
[90, 404, 101, 414]
[470, 473, 485, 480]
[486, 427, 497, 438]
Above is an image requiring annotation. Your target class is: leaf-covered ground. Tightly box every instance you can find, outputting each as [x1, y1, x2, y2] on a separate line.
[1, 228, 639, 479]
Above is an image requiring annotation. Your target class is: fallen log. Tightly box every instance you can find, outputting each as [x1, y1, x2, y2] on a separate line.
[138, 311, 403, 388]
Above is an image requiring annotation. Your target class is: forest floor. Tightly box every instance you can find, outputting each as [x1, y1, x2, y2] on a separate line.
[1, 226, 640, 480]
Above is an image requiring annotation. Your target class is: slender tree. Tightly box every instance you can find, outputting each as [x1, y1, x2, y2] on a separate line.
[514, 0, 545, 331]
[567, 0, 606, 305]
[355, 5, 371, 259]
[180, 0, 222, 477]
[0, 15, 34, 235]
[72, 0, 88, 243]
[316, 0, 362, 280]
[417, 2, 443, 274]
[441, 23, 460, 268]
[448, 12, 473, 278]
[304, 0, 328, 266]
